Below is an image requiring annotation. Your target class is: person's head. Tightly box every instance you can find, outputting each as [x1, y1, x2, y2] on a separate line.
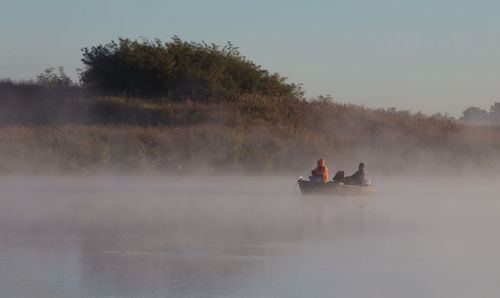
[317, 159, 325, 166]
[359, 163, 365, 170]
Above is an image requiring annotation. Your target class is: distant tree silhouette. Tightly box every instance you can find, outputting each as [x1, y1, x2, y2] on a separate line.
[36, 67, 73, 86]
[459, 106, 489, 124]
[80, 37, 303, 101]
[488, 102, 500, 122]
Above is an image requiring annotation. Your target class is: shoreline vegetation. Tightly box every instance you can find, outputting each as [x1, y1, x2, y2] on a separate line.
[1, 89, 499, 175]
[1, 37, 499, 175]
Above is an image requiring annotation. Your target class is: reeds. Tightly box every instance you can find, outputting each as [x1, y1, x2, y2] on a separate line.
[1, 87, 499, 174]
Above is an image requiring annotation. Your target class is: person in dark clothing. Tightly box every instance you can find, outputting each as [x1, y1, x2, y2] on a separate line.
[347, 163, 366, 185]
[333, 170, 346, 183]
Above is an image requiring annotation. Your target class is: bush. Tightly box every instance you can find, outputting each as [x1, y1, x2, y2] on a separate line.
[36, 67, 73, 87]
[80, 37, 303, 101]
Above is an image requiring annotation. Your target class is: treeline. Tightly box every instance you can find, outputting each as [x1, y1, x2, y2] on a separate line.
[459, 103, 500, 124]
[80, 37, 302, 100]
[0, 36, 305, 125]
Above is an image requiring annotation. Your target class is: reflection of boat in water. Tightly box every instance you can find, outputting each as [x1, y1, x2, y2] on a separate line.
[297, 179, 376, 196]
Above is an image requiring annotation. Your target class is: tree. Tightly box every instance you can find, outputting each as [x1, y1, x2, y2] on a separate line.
[79, 37, 303, 100]
[489, 102, 500, 122]
[36, 67, 73, 86]
[459, 106, 489, 124]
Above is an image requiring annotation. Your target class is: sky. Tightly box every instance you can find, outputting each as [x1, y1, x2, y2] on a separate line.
[1, 0, 499, 116]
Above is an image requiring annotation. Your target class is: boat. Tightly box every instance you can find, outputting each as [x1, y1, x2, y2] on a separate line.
[297, 178, 376, 195]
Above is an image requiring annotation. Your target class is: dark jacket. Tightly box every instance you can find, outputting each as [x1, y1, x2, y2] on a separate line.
[349, 169, 365, 183]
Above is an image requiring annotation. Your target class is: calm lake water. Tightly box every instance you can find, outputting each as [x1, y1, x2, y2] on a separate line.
[1, 175, 500, 298]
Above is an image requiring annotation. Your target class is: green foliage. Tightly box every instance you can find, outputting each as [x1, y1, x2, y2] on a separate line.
[80, 37, 303, 100]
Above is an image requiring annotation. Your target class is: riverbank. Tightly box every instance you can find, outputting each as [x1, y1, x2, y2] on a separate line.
[1, 93, 499, 174]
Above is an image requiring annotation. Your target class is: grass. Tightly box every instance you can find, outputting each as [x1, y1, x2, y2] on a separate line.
[1, 82, 499, 174]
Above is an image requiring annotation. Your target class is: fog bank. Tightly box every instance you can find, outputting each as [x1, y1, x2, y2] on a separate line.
[1, 175, 500, 297]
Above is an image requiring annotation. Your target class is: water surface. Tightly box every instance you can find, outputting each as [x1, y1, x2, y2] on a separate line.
[1, 175, 499, 297]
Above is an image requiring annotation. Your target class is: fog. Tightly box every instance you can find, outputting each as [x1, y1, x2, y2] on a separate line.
[1, 175, 500, 297]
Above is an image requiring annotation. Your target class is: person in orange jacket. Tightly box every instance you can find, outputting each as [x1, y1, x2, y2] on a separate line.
[309, 159, 328, 183]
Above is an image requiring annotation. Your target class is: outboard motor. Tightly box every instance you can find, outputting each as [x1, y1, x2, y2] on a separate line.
[333, 170, 346, 182]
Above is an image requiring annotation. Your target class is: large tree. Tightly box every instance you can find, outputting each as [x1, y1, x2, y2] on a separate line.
[80, 37, 302, 100]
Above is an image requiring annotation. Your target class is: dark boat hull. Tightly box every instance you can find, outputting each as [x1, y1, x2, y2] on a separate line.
[297, 179, 376, 195]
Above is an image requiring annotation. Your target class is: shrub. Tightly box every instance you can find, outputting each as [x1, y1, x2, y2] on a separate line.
[80, 37, 303, 100]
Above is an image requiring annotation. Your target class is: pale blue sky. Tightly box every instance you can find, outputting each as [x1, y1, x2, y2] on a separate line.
[1, 0, 499, 116]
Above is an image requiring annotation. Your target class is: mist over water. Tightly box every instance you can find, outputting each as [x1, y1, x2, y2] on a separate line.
[1, 175, 500, 297]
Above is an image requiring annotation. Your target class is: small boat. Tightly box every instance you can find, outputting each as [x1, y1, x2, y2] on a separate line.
[297, 178, 376, 196]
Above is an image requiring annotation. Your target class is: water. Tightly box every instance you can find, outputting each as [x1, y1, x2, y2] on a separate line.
[1, 175, 500, 297]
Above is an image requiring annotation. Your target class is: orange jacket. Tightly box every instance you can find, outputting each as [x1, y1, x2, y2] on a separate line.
[312, 159, 328, 182]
